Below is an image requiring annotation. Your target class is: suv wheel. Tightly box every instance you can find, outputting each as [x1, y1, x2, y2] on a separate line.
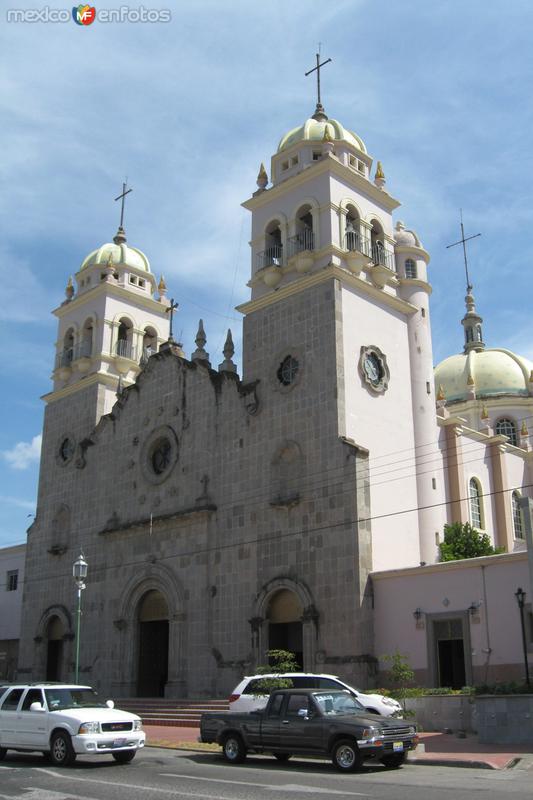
[222, 733, 247, 764]
[50, 731, 76, 766]
[332, 739, 361, 772]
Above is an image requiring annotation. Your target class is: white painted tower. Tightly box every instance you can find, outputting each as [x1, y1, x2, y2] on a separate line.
[241, 98, 445, 568]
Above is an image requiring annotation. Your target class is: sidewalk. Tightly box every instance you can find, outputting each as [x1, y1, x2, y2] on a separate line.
[143, 725, 533, 770]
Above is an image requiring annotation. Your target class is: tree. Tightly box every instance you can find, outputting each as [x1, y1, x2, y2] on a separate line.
[439, 522, 504, 562]
[253, 649, 300, 694]
[381, 651, 414, 696]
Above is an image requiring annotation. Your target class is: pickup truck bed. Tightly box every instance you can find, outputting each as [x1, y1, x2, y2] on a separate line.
[200, 688, 417, 772]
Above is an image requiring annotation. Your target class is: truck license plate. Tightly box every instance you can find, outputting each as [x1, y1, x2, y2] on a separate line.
[113, 738, 127, 747]
[393, 741, 404, 752]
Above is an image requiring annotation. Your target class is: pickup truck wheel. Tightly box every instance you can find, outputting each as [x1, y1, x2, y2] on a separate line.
[0, 747, 7, 761]
[112, 751, 136, 763]
[273, 752, 291, 762]
[332, 739, 361, 772]
[222, 734, 247, 764]
[50, 731, 76, 767]
[381, 753, 406, 768]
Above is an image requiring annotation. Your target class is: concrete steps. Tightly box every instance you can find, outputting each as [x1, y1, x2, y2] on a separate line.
[117, 698, 229, 727]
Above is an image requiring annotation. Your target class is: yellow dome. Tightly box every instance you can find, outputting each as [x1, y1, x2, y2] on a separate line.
[80, 240, 150, 273]
[277, 117, 367, 154]
[434, 348, 533, 403]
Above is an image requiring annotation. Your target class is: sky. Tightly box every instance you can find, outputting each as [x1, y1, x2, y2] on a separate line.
[0, 0, 532, 548]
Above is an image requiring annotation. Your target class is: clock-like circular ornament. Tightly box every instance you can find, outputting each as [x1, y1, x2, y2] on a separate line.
[359, 345, 390, 394]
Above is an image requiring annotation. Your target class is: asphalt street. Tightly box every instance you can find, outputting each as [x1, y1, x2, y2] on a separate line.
[1, 747, 533, 800]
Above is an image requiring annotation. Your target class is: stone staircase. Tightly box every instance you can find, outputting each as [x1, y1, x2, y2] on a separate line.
[117, 698, 229, 727]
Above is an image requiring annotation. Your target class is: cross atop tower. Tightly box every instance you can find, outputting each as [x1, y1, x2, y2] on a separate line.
[446, 209, 481, 293]
[114, 180, 133, 244]
[305, 51, 332, 122]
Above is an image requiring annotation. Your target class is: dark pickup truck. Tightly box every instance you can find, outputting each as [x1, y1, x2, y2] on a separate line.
[200, 688, 418, 772]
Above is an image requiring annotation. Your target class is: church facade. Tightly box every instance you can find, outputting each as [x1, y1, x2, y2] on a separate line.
[17, 98, 533, 696]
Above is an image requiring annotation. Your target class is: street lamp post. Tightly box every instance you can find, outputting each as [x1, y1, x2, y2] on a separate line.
[73, 553, 88, 684]
[514, 587, 530, 686]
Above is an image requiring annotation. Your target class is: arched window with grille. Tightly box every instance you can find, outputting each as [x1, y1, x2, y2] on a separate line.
[512, 491, 524, 539]
[469, 478, 483, 529]
[495, 418, 518, 446]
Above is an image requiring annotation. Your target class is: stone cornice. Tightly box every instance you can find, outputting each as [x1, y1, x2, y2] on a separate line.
[371, 549, 528, 581]
[42, 371, 122, 404]
[394, 244, 431, 264]
[99, 504, 217, 536]
[398, 277, 433, 295]
[242, 158, 401, 213]
[237, 264, 418, 316]
[53, 282, 169, 319]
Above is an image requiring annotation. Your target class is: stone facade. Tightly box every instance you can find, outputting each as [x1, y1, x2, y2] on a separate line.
[19, 279, 375, 698]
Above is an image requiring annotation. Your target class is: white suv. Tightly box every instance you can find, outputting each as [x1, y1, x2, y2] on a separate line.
[0, 683, 145, 766]
[228, 673, 402, 717]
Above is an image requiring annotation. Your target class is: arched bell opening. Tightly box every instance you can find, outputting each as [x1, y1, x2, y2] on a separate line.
[115, 317, 134, 359]
[290, 204, 315, 257]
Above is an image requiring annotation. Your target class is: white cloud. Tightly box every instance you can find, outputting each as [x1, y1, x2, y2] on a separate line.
[2, 435, 42, 470]
[0, 495, 35, 511]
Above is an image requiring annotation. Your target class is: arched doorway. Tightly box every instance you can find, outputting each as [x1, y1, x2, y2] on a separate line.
[137, 590, 169, 697]
[46, 616, 64, 681]
[266, 589, 303, 668]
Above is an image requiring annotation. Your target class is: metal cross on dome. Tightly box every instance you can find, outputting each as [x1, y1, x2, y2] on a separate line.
[114, 180, 132, 230]
[446, 210, 481, 293]
[305, 50, 332, 116]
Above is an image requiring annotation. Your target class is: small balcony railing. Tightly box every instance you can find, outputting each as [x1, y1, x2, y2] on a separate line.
[55, 348, 73, 370]
[115, 339, 137, 360]
[371, 243, 395, 271]
[74, 342, 92, 360]
[344, 230, 371, 258]
[287, 229, 315, 258]
[257, 245, 283, 271]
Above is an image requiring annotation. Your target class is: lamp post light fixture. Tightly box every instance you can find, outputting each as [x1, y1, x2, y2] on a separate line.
[514, 587, 530, 686]
[73, 553, 88, 684]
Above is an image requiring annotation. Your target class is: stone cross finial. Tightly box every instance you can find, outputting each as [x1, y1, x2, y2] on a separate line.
[192, 319, 211, 366]
[218, 329, 237, 373]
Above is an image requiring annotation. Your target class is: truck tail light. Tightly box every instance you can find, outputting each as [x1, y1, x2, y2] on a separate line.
[228, 694, 240, 704]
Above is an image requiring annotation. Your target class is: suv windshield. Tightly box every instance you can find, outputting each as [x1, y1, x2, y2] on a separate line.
[44, 688, 106, 711]
[313, 691, 366, 716]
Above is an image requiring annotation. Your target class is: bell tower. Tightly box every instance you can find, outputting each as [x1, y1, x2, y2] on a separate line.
[239, 94, 445, 567]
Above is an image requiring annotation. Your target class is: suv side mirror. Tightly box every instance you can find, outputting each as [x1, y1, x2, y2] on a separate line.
[30, 702, 44, 712]
[106, 700, 114, 709]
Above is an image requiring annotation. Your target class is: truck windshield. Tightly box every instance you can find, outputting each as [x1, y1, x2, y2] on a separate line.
[314, 691, 366, 716]
[44, 688, 106, 710]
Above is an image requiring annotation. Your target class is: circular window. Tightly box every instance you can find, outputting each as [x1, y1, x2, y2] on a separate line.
[277, 355, 299, 386]
[359, 346, 389, 394]
[140, 425, 179, 485]
[57, 436, 75, 466]
[151, 437, 172, 475]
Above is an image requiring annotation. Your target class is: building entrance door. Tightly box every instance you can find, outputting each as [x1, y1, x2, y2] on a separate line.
[267, 589, 303, 668]
[434, 618, 466, 689]
[46, 616, 63, 681]
[137, 590, 169, 697]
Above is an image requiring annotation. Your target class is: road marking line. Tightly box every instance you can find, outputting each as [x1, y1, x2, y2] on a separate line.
[161, 772, 367, 795]
[34, 768, 230, 800]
